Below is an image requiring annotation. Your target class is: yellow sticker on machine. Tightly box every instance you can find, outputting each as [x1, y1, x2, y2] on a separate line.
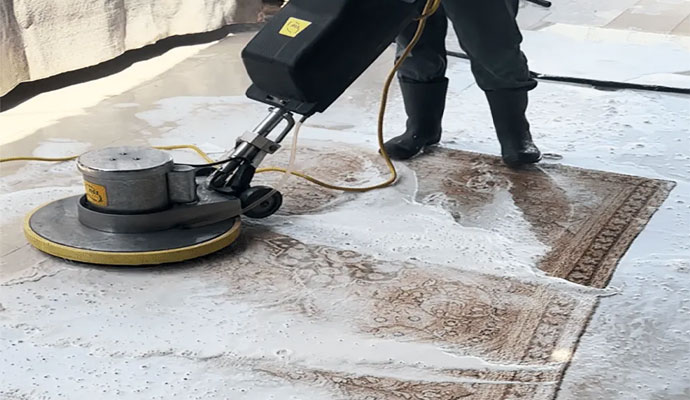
[279, 17, 312, 38]
[84, 181, 108, 206]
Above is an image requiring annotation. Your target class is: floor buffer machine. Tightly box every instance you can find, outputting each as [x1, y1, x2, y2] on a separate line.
[23, 0, 435, 265]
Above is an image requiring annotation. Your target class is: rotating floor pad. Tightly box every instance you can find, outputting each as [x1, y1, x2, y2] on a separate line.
[24, 195, 241, 266]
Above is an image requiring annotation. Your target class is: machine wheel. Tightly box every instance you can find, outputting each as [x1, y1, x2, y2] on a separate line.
[240, 186, 283, 219]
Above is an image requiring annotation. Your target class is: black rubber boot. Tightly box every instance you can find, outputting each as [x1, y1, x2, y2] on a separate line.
[485, 90, 542, 167]
[383, 78, 448, 160]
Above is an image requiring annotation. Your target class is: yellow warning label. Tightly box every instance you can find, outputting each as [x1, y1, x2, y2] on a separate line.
[84, 181, 108, 207]
[279, 17, 312, 38]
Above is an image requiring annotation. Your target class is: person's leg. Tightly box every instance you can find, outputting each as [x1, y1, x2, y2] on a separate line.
[383, 5, 450, 160]
[444, 0, 541, 166]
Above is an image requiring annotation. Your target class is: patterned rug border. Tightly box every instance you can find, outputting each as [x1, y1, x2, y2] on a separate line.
[417, 147, 677, 289]
[528, 161, 674, 288]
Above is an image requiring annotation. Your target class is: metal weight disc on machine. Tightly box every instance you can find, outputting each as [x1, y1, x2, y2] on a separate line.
[24, 146, 244, 266]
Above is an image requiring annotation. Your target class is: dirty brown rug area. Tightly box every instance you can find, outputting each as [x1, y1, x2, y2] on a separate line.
[204, 229, 593, 399]
[262, 145, 673, 288]
[239, 145, 673, 399]
[410, 148, 674, 288]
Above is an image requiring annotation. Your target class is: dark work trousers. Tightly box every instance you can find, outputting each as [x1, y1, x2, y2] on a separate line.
[395, 0, 537, 92]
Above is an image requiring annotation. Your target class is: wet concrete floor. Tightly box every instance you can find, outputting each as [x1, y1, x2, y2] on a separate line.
[1, 26, 689, 400]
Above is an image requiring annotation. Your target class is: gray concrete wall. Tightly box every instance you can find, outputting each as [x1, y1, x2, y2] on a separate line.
[0, 0, 263, 96]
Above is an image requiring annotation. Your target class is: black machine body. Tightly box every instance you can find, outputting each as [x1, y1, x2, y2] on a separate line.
[242, 0, 425, 116]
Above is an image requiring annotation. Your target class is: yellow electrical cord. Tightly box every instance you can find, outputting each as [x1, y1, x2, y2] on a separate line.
[0, 0, 441, 194]
[0, 155, 77, 163]
[156, 144, 215, 164]
[0, 145, 215, 165]
[254, 0, 441, 192]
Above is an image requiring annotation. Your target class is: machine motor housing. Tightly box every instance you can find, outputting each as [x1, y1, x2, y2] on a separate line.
[242, 0, 424, 116]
